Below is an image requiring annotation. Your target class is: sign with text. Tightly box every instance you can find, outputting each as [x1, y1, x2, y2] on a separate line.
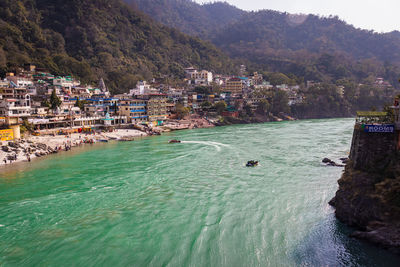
[364, 124, 395, 133]
[0, 129, 14, 141]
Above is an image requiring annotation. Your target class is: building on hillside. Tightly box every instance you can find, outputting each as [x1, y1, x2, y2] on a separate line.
[184, 67, 197, 78]
[129, 81, 158, 96]
[6, 75, 33, 87]
[223, 77, 244, 95]
[52, 76, 76, 90]
[250, 72, 264, 85]
[118, 99, 148, 123]
[0, 96, 31, 118]
[55, 101, 81, 116]
[82, 98, 119, 117]
[337, 86, 345, 98]
[0, 80, 9, 88]
[239, 65, 246, 76]
[185, 67, 213, 85]
[253, 81, 273, 91]
[138, 94, 168, 125]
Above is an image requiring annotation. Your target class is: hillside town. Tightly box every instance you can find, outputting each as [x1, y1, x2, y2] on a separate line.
[0, 63, 396, 146]
[0, 64, 287, 139]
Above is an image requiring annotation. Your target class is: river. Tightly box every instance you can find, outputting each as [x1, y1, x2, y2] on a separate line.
[0, 118, 399, 266]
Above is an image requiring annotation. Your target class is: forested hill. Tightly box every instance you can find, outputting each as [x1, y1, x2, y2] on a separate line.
[0, 0, 235, 93]
[128, 0, 400, 86]
[126, 0, 245, 39]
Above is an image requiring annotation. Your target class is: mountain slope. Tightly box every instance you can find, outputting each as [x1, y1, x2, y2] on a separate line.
[129, 0, 400, 86]
[212, 11, 400, 64]
[126, 0, 245, 39]
[0, 0, 235, 93]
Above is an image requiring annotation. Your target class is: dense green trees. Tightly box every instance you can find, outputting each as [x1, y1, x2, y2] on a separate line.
[0, 0, 235, 93]
[130, 0, 400, 87]
[271, 90, 290, 115]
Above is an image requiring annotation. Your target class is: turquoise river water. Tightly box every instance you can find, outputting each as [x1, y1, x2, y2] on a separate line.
[1, 118, 400, 266]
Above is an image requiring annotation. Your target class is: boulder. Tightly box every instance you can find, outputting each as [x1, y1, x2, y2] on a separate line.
[327, 161, 345, 167]
[322, 158, 332, 163]
[37, 143, 47, 150]
[340, 158, 350, 164]
[8, 142, 19, 148]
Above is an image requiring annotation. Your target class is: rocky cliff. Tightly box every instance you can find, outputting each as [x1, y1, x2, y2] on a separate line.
[330, 125, 400, 254]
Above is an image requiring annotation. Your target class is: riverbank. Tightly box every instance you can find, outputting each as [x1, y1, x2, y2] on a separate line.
[0, 129, 147, 167]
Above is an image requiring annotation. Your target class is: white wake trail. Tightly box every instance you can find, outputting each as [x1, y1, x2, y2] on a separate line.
[180, 141, 229, 152]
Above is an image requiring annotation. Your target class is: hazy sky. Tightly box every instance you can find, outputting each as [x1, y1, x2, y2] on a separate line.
[194, 0, 399, 32]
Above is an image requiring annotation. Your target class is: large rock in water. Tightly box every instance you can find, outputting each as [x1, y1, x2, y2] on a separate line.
[331, 127, 400, 254]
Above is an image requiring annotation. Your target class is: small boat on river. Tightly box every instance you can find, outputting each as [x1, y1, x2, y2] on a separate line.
[246, 160, 259, 167]
[168, 139, 181, 143]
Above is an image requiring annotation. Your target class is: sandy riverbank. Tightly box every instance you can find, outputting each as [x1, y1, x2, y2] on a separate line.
[0, 129, 147, 167]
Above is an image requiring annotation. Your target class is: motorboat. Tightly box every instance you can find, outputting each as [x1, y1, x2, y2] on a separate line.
[246, 160, 259, 167]
[168, 139, 181, 143]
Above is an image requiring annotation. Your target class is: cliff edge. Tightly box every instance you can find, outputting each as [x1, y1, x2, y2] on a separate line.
[330, 125, 400, 254]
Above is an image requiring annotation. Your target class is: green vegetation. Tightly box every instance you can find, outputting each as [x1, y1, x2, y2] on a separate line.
[50, 89, 61, 110]
[130, 0, 400, 87]
[127, 0, 245, 39]
[74, 97, 85, 111]
[175, 103, 190, 119]
[256, 99, 270, 115]
[214, 101, 227, 114]
[0, 0, 235, 93]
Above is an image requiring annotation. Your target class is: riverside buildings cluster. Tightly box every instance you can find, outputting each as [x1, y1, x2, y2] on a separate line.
[0, 63, 347, 140]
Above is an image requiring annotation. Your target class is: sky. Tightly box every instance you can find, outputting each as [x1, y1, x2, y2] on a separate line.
[194, 0, 399, 33]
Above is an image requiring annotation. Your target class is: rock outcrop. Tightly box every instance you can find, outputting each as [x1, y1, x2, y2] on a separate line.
[330, 126, 400, 254]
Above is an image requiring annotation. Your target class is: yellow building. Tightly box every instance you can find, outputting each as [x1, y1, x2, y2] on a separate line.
[223, 78, 243, 95]
[144, 94, 168, 123]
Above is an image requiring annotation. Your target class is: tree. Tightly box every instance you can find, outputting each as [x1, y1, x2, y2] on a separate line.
[243, 103, 254, 117]
[268, 73, 291, 86]
[74, 97, 85, 110]
[214, 101, 227, 114]
[175, 103, 190, 119]
[200, 101, 212, 108]
[271, 90, 289, 114]
[50, 89, 62, 110]
[256, 99, 271, 115]
[41, 99, 50, 108]
[194, 86, 212, 95]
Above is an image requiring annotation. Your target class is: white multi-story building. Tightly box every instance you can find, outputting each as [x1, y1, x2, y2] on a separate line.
[6, 76, 33, 87]
[0, 95, 31, 117]
[185, 67, 213, 85]
[53, 77, 75, 90]
[129, 81, 158, 96]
